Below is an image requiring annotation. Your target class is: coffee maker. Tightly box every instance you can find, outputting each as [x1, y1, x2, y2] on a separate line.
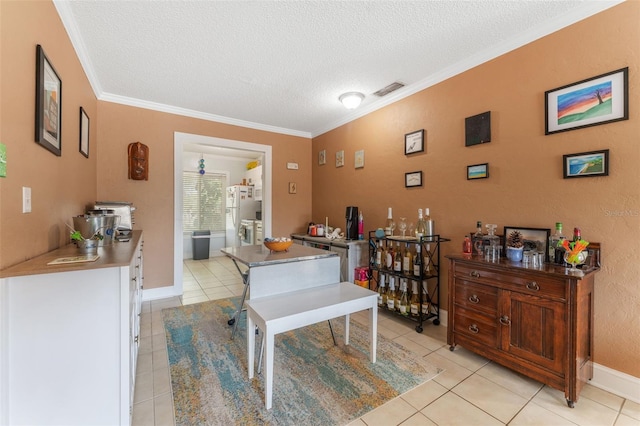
[345, 206, 359, 240]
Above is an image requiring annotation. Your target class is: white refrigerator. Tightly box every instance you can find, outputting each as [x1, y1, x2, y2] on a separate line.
[225, 185, 259, 247]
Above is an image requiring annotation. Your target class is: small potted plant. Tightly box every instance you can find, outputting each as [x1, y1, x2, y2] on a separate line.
[69, 227, 104, 254]
[506, 230, 524, 261]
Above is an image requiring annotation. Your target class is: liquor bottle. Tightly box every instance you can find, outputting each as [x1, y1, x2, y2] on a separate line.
[415, 209, 427, 239]
[413, 243, 422, 277]
[385, 207, 394, 236]
[377, 273, 386, 307]
[358, 211, 364, 240]
[573, 227, 581, 242]
[386, 276, 396, 310]
[463, 236, 472, 254]
[385, 240, 394, 270]
[393, 241, 402, 272]
[424, 208, 435, 237]
[473, 221, 484, 255]
[410, 280, 420, 317]
[549, 222, 566, 264]
[402, 242, 413, 274]
[398, 279, 409, 316]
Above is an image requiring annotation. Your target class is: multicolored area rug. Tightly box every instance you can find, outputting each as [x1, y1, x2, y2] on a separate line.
[163, 297, 441, 426]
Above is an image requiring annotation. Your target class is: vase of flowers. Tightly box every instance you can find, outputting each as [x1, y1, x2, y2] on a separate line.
[560, 238, 589, 274]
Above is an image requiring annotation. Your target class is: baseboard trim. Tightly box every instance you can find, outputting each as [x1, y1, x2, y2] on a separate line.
[142, 285, 181, 302]
[591, 363, 640, 404]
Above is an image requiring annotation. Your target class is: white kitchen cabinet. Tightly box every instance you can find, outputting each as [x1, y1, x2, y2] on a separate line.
[0, 231, 144, 426]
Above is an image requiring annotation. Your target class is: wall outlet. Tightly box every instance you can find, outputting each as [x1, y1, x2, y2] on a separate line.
[22, 187, 31, 213]
[287, 162, 299, 170]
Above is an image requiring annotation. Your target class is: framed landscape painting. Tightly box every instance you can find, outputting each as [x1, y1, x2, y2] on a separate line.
[563, 149, 609, 179]
[545, 67, 628, 135]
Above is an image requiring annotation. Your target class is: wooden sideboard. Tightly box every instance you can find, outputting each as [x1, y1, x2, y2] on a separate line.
[0, 231, 143, 425]
[446, 254, 598, 407]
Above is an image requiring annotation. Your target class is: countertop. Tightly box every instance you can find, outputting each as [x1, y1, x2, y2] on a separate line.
[221, 243, 338, 268]
[0, 231, 143, 278]
[290, 233, 369, 248]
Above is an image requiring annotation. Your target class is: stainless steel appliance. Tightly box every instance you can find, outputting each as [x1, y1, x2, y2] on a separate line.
[94, 201, 136, 241]
[226, 186, 259, 247]
[239, 219, 256, 246]
[255, 220, 263, 245]
[345, 206, 359, 240]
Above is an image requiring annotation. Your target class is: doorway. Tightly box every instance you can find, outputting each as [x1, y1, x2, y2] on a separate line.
[174, 132, 272, 296]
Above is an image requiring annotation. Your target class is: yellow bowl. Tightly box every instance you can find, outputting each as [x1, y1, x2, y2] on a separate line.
[264, 240, 293, 252]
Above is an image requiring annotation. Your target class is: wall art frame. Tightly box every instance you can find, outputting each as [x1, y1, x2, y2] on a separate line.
[467, 163, 489, 180]
[79, 107, 89, 158]
[563, 149, 609, 179]
[503, 226, 551, 262]
[318, 149, 326, 165]
[335, 150, 344, 167]
[404, 129, 424, 155]
[354, 149, 364, 168]
[465, 111, 491, 146]
[405, 170, 422, 187]
[35, 44, 62, 156]
[545, 67, 628, 135]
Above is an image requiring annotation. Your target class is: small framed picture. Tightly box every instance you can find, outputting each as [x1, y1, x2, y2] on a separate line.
[35, 44, 62, 156]
[404, 129, 424, 155]
[354, 149, 364, 168]
[467, 163, 489, 180]
[335, 150, 344, 167]
[563, 149, 609, 179]
[79, 107, 89, 158]
[318, 149, 326, 165]
[405, 170, 422, 187]
[545, 67, 628, 135]
[465, 111, 491, 146]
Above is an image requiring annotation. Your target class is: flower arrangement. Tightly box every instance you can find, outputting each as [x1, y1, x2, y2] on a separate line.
[560, 238, 589, 265]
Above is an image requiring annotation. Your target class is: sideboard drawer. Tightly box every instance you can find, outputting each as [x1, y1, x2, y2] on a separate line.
[453, 307, 498, 348]
[454, 264, 566, 301]
[454, 279, 498, 316]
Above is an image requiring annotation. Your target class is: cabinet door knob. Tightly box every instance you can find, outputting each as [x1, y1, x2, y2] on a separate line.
[468, 324, 479, 334]
[526, 281, 540, 291]
[499, 315, 511, 326]
[470, 271, 481, 278]
[468, 294, 480, 304]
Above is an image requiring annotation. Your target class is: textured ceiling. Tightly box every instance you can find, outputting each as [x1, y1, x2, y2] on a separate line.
[54, 1, 621, 138]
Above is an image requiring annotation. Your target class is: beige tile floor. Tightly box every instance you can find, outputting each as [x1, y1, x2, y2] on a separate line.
[132, 255, 639, 426]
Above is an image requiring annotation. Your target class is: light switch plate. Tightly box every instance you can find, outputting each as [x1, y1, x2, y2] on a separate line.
[22, 187, 31, 213]
[286, 162, 299, 170]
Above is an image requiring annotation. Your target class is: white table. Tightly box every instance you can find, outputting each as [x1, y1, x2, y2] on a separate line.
[245, 282, 378, 409]
[221, 244, 341, 338]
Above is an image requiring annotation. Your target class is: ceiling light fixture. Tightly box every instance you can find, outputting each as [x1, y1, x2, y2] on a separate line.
[339, 92, 364, 109]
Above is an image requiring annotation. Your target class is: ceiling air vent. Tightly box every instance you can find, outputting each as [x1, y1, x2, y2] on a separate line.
[373, 81, 405, 97]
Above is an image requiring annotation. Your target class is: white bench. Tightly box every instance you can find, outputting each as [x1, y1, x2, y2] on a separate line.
[245, 282, 378, 409]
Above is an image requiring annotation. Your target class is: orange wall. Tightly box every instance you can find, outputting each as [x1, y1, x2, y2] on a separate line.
[312, 2, 640, 377]
[0, 0, 98, 267]
[96, 102, 311, 289]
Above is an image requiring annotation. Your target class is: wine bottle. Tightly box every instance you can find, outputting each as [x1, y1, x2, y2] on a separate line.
[421, 284, 430, 316]
[415, 209, 426, 239]
[375, 240, 383, 268]
[413, 244, 422, 277]
[385, 207, 394, 236]
[410, 280, 420, 317]
[386, 276, 396, 310]
[402, 242, 413, 274]
[549, 222, 565, 264]
[385, 240, 394, 270]
[399, 279, 409, 316]
[377, 273, 386, 307]
[393, 241, 402, 272]
[424, 208, 435, 237]
[424, 244, 432, 274]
